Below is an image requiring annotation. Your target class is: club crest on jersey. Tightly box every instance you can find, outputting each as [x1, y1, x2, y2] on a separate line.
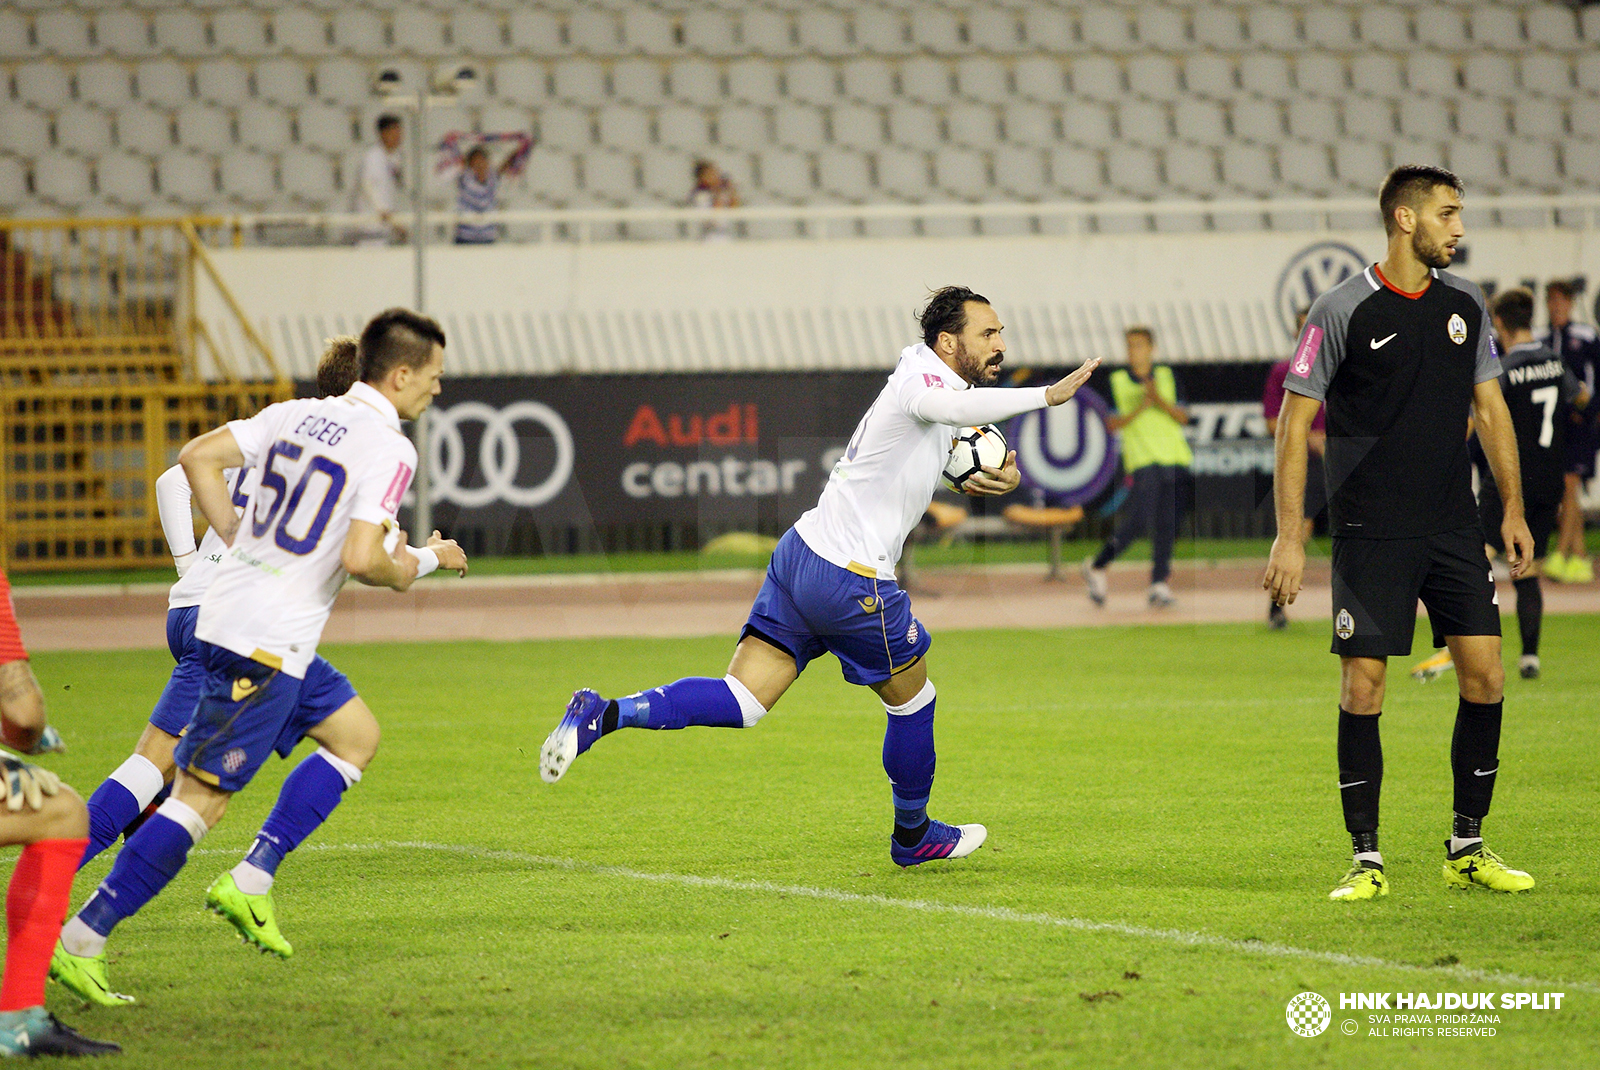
[1448, 314, 1467, 345]
[1336, 609, 1355, 640]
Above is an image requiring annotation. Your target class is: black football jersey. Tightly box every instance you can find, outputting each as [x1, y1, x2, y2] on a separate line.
[1480, 341, 1582, 509]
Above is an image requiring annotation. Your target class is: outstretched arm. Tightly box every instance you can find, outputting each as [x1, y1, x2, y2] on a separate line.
[905, 359, 1102, 426]
[179, 426, 246, 547]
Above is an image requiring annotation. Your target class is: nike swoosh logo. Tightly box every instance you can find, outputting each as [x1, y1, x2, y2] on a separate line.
[1370, 333, 1397, 349]
[1338, 780, 1367, 789]
[1474, 767, 1498, 777]
[249, 903, 268, 926]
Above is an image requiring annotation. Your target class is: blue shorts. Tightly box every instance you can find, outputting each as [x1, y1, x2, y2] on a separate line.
[742, 529, 931, 686]
[164, 624, 355, 791]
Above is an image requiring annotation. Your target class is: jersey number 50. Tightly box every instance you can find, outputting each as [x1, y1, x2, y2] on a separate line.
[253, 440, 348, 554]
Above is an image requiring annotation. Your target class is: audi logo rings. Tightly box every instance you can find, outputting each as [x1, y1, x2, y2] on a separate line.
[428, 401, 575, 508]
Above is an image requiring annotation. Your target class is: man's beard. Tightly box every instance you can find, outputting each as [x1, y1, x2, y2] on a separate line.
[1412, 228, 1455, 269]
[955, 339, 1002, 385]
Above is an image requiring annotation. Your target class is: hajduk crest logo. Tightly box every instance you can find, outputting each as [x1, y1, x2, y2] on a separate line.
[1448, 313, 1468, 345]
[1286, 992, 1333, 1037]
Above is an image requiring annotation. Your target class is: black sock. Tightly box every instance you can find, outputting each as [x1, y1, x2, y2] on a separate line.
[1337, 708, 1383, 847]
[1351, 830, 1379, 862]
[601, 701, 620, 735]
[1514, 576, 1542, 657]
[1452, 813, 1482, 841]
[893, 819, 930, 848]
[1452, 698, 1502, 821]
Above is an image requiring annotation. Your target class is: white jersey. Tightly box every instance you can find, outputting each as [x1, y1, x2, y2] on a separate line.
[794, 343, 1050, 580]
[162, 465, 253, 610]
[195, 382, 417, 678]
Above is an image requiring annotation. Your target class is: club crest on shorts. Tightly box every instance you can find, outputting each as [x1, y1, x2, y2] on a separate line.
[1336, 608, 1355, 640]
[906, 620, 919, 645]
[1448, 313, 1467, 345]
[222, 748, 247, 774]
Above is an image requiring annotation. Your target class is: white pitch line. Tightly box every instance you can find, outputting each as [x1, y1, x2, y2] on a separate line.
[201, 839, 1600, 994]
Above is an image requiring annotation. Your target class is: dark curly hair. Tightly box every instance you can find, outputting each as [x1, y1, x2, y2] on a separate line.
[918, 286, 990, 348]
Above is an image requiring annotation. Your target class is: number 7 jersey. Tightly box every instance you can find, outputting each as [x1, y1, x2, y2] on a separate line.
[196, 382, 417, 678]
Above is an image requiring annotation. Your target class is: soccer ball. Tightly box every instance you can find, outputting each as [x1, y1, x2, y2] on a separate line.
[942, 424, 1008, 492]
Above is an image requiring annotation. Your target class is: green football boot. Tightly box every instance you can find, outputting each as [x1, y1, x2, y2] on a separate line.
[47, 943, 135, 1007]
[1443, 841, 1535, 893]
[0, 1007, 120, 1057]
[206, 873, 293, 959]
[1328, 861, 1388, 901]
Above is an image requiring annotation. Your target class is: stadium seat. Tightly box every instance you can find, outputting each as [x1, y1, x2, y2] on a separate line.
[887, 104, 940, 151]
[196, 59, 249, 108]
[1296, 53, 1348, 98]
[157, 151, 216, 207]
[715, 106, 769, 152]
[135, 60, 193, 108]
[1342, 96, 1397, 140]
[15, 63, 72, 110]
[1504, 138, 1559, 190]
[1222, 141, 1275, 195]
[1014, 56, 1067, 103]
[272, 8, 331, 58]
[1578, 52, 1600, 94]
[612, 59, 666, 106]
[1119, 101, 1171, 148]
[727, 58, 781, 106]
[622, 8, 677, 56]
[53, 104, 112, 157]
[739, 9, 797, 57]
[278, 148, 336, 206]
[1464, 53, 1517, 99]
[1350, 53, 1404, 98]
[683, 9, 738, 57]
[1469, 5, 1523, 49]
[597, 106, 650, 151]
[539, 106, 595, 151]
[583, 149, 638, 203]
[669, 59, 722, 107]
[774, 104, 826, 152]
[219, 149, 275, 207]
[655, 105, 710, 151]
[1049, 145, 1106, 197]
[92, 151, 154, 209]
[330, 9, 386, 56]
[797, 8, 849, 58]
[115, 106, 174, 155]
[1070, 56, 1122, 104]
[175, 103, 231, 152]
[1231, 98, 1286, 143]
[853, 6, 913, 56]
[1107, 145, 1161, 197]
[1021, 5, 1076, 52]
[1003, 102, 1058, 148]
[946, 104, 1000, 150]
[956, 57, 1010, 106]
[1080, 5, 1135, 50]
[841, 58, 895, 105]
[212, 9, 270, 57]
[1407, 53, 1460, 97]
[1165, 143, 1220, 195]
[1128, 55, 1182, 102]
[478, 104, 534, 140]
[817, 147, 871, 200]
[1305, 8, 1359, 51]
[236, 101, 292, 153]
[570, 11, 624, 59]
[1279, 142, 1337, 195]
[1571, 97, 1600, 139]
[1358, 5, 1413, 48]
[296, 105, 355, 154]
[968, 7, 1025, 54]
[909, 4, 964, 53]
[452, 10, 510, 58]
[1183, 54, 1237, 100]
[1519, 53, 1574, 97]
[1447, 140, 1504, 189]
[1245, 5, 1301, 49]
[1061, 101, 1114, 147]
[640, 148, 692, 200]
[757, 147, 814, 201]
[935, 148, 990, 201]
[35, 9, 95, 59]
[870, 147, 927, 202]
[785, 60, 839, 106]
[1416, 5, 1469, 50]
[1193, 4, 1247, 49]
[1510, 96, 1564, 139]
[518, 150, 578, 205]
[255, 59, 312, 107]
[0, 9, 30, 59]
[1457, 97, 1512, 140]
[1334, 139, 1389, 190]
[0, 105, 48, 156]
[152, 9, 210, 56]
[391, 9, 446, 58]
[1136, 6, 1189, 50]
[1399, 97, 1453, 141]
[508, 9, 565, 55]
[1524, 4, 1580, 50]
[33, 152, 91, 208]
[74, 61, 133, 110]
[901, 58, 955, 105]
[992, 143, 1048, 199]
[553, 59, 609, 106]
[1174, 99, 1227, 146]
[1239, 55, 1292, 101]
[1563, 142, 1600, 189]
[492, 60, 550, 106]
[822, 104, 877, 153]
[1287, 98, 1340, 143]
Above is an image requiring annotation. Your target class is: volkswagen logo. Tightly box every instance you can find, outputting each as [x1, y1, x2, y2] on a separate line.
[1275, 241, 1367, 341]
[429, 400, 575, 508]
[1008, 386, 1118, 507]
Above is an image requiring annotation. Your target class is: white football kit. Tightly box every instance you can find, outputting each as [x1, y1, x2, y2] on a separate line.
[159, 465, 253, 610]
[793, 343, 1051, 579]
[195, 381, 417, 678]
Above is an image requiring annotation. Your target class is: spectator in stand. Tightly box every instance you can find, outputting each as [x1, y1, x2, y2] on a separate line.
[1538, 279, 1600, 583]
[353, 115, 405, 247]
[689, 159, 740, 241]
[1081, 326, 1193, 609]
[436, 133, 533, 245]
[1263, 309, 1328, 629]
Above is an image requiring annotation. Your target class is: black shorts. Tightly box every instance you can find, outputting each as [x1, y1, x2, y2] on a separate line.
[1330, 527, 1501, 658]
[1480, 493, 1558, 561]
[1565, 420, 1598, 479]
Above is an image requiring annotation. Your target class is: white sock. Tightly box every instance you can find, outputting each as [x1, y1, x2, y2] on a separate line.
[723, 675, 769, 728]
[229, 861, 274, 895]
[156, 797, 209, 846]
[1354, 850, 1384, 869]
[1449, 836, 1483, 855]
[60, 916, 107, 958]
[108, 753, 166, 809]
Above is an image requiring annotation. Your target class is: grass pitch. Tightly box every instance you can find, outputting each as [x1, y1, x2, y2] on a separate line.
[28, 615, 1600, 1069]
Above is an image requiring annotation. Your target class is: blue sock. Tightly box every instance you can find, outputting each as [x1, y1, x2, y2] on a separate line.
[615, 678, 744, 730]
[883, 691, 936, 836]
[244, 752, 351, 876]
[82, 781, 141, 867]
[76, 811, 197, 938]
